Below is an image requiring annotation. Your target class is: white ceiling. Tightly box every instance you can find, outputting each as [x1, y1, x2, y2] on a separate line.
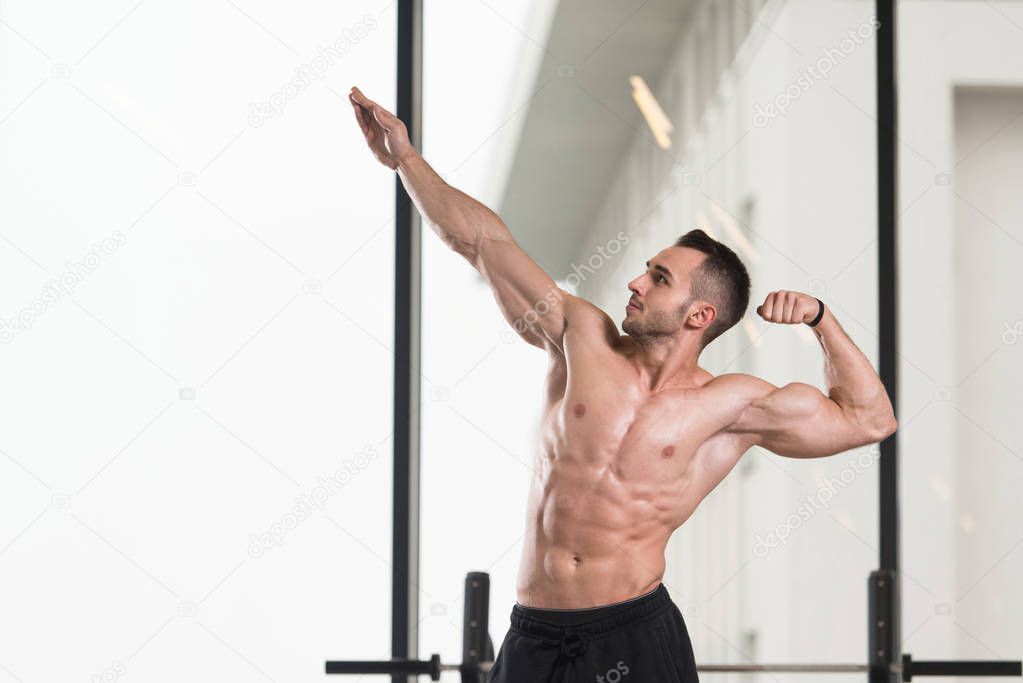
[496, 0, 697, 274]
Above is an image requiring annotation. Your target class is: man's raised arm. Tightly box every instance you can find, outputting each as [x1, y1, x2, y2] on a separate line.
[725, 291, 898, 458]
[348, 86, 571, 353]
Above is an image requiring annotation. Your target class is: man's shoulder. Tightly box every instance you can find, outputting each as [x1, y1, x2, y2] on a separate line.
[695, 373, 777, 445]
[561, 294, 622, 344]
[702, 372, 778, 404]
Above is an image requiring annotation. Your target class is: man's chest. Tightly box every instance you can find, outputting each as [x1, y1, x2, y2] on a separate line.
[539, 353, 722, 474]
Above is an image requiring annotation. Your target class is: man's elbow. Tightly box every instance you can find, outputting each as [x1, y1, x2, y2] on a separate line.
[865, 414, 898, 443]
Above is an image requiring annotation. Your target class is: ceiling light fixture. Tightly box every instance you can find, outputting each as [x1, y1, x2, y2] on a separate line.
[629, 75, 673, 149]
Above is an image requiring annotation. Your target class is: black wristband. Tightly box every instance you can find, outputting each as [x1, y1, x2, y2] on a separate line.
[806, 297, 825, 327]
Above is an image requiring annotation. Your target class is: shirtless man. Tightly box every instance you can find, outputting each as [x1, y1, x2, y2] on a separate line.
[349, 86, 897, 683]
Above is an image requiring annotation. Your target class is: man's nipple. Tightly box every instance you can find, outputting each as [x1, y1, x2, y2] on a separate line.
[573, 403, 586, 418]
[661, 445, 676, 458]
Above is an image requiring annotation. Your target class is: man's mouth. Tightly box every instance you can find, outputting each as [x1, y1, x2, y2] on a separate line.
[627, 300, 642, 312]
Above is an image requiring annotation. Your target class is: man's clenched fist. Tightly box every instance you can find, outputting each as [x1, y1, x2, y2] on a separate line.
[755, 290, 821, 325]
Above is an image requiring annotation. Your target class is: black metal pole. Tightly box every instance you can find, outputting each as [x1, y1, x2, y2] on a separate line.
[327, 655, 441, 680]
[901, 655, 1023, 681]
[461, 573, 490, 683]
[871, 1, 900, 683]
[392, 1, 423, 682]
[876, 0, 899, 579]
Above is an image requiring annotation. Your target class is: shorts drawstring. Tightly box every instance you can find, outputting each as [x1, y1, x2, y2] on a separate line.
[496, 585, 686, 683]
[543, 629, 588, 683]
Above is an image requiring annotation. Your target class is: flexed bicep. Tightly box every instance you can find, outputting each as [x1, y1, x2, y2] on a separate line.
[725, 375, 883, 458]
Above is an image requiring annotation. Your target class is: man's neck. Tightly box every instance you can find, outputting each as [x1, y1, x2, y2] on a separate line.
[623, 335, 705, 392]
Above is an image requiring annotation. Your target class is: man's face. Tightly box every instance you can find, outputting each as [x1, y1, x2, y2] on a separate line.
[622, 247, 705, 341]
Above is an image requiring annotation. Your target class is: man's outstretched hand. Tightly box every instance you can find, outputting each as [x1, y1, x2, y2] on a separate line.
[756, 290, 821, 325]
[349, 86, 414, 170]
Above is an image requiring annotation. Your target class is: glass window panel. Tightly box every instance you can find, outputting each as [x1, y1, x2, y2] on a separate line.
[420, 0, 880, 674]
[0, 1, 395, 679]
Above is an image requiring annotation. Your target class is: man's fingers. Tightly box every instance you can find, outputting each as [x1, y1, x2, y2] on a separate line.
[351, 100, 368, 135]
[350, 87, 400, 133]
[370, 104, 395, 131]
[758, 291, 810, 324]
[350, 87, 379, 117]
[350, 96, 384, 141]
[350, 86, 369, 105]
[351, 87, 384, 116]
[356, 107, 373, 139]
[781, 294, 797, 325]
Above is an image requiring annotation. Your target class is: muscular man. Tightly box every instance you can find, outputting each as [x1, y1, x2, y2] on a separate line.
[349, 86, 897, 682]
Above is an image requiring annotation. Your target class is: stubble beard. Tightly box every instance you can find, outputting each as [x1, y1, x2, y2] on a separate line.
[623, 305, 688, 346]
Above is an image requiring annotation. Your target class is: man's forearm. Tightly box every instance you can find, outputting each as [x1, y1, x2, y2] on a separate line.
[812, 307, 897, 436]
[395, 150, 507, 263]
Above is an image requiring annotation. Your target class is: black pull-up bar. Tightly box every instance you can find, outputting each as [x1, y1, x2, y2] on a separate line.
[326, 655, 1020, 678]
[899, 656, 1022, 681]
[326, 655, 443, 680]
[326, 573, 1020, 681]
[325, 656, 1021, 678]
[699, 660, 1021, 677]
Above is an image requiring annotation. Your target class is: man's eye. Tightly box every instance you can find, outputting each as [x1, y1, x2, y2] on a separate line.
[657, 274, 666, 284]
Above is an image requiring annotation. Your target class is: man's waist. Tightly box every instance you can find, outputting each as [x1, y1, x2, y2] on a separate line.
[510, 583, 672, 638]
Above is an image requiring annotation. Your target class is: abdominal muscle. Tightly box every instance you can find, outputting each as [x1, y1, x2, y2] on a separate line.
[514, 447, 699, 608]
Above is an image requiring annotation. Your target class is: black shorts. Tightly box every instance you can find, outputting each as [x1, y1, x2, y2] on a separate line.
[487, 584, 699, 683]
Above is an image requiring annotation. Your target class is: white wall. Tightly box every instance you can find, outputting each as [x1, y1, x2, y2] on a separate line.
[950, 85, 1023, 662]
[898, 3, 1023, 666]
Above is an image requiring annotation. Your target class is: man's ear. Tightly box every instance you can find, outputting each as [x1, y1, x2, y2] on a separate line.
[688, 300, 717, 330]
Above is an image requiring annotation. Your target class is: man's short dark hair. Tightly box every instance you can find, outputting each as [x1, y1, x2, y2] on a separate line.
[673, 229, 751, 349]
